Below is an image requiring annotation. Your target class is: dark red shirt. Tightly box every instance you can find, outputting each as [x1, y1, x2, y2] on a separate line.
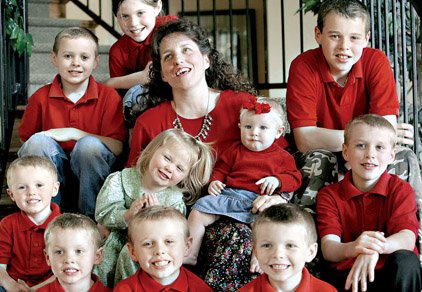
[286, 47, 399, 130]
[317, 171, 419, 271]
[211, 142, 301, 193]
[237, 268, 337, 292]
[109, 15, 178, 78]
[18, 75, 127, 154]
[36, 274, 110, 292]
[113, 267, 213, 291]
[0, 203, 61, 286]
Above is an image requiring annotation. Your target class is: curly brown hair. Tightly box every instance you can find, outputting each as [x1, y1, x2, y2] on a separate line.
[142, 18, 256, 108]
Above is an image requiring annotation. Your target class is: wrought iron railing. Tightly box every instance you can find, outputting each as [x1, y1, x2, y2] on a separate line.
[0, 0, 29, 187]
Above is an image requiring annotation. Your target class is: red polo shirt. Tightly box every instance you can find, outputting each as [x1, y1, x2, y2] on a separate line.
[286, 47, 399, 130]
[114, 267, 213, 291]
[127, 90, 289, 166]
[18, 75, 127, 154]
[237, 268, 337, 292]
[36, 274, 111, 292]
[0, 203, 61, 286]
[109, 15, 178, 78]
[317, 171, 419, 271]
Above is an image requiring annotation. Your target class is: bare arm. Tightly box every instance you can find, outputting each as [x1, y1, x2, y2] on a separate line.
[293, 126, 344, 153]
[42, 128, 123, 156]
[105, 61, 151, 89]
[383, 229, 415, 254]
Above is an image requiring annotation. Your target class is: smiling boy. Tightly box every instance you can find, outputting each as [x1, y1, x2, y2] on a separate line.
[317, 114, 421, 292]
[113, 206, 212, 291]
[286, 0, 421, 211]
[18, 27, 126, 218]
[0, 156, 61, 291]
[238, 203, 336, 292]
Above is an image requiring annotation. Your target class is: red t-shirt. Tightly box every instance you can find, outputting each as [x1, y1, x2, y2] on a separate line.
[113, 267, 213, 291]
[0, 203, 61, 286]
[36, 274, 110, 292]
[237, 268, 337, 292]
[109, 15, 178, 78]
[128, 90, 290, 166]
[317, 171, 419, 271]
[18, 75, 127, 154]
[286, 47, 399, 130]
[211, 142, 301, 193]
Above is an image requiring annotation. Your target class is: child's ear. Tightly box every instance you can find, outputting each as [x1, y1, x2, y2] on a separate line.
[93, 55, 100, 71]
[51, 52, 58, 68]
[51, 181, 60, 198]
[184, 236, 193, 257]
[154, 0, 163, 16]
[305, 242, 318, 263]
[275, 126, 285, 139]
[127, 243, 139, 263]
[314, 26, 323, 45]
[342, 143, 349, 162]
[44, 249, 51, 267]
[6, 189, 16, 202]
[94, 247, 104, 265]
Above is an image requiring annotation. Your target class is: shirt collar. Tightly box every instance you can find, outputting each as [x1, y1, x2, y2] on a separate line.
[139, 267, 188, 291]
[48, 75, 99, 103]
[17, 203, 61, 232]
[342, 170, 390, 200]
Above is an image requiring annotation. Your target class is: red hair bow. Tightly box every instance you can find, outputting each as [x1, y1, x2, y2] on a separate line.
[242, 98, 271, 114]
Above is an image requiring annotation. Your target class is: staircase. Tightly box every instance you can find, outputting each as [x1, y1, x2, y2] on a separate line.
[28, 0, 111, 97]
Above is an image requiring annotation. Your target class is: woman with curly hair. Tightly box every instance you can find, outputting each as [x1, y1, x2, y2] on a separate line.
[127, 18, 259, 166]
[126, 19, 287, 291]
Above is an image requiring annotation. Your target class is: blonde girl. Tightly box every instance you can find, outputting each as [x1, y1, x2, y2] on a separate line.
[93, 129, 213, 287]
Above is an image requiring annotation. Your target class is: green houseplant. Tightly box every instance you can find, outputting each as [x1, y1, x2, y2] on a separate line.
[3, 0, 33, 56]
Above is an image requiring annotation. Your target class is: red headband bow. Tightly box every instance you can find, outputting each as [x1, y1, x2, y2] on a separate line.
[242, 98, 271, 114]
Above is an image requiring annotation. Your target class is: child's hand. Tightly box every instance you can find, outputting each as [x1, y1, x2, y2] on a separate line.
[345, 252, 379, 292]
[256, 176, 280, 195]
[348, 231, 386, 258]
[125, 196, 148, 222]
[42, 128, 85, 141]
[396, 122, 414, 146]
[208, 180, 225, 195]
[97, 223, 111, 240]
[143, 193, 159, 207]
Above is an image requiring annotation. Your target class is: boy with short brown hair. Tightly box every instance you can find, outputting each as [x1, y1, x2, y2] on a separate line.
[114, 206, 212, 291]
[38, 213, 110, 292]
[317, 114, 421, 292]
[0, 156, 61, 291]
[238, 203, 336, 291]
[18, 27, 127, 218]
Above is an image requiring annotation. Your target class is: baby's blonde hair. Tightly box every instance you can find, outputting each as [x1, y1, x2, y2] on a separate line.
[135, 129, 214, 203]
[52, 27, 99, 56]
[7, 156, 58, 186]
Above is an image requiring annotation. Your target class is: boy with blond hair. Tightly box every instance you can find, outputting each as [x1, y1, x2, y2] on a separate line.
[18, 27, 127, 218]
[238, 203, 336, 291]
[114, 206, 212, 291]
[317, 114, 421, 292]
[38, 213, 110, 291]
[0, 156, 61, 291]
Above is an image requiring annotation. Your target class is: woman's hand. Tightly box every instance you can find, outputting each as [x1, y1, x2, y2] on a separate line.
[251, 195, 285, 213]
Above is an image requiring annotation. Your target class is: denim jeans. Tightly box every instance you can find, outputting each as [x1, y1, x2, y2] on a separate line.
[18, 133, 116, 217]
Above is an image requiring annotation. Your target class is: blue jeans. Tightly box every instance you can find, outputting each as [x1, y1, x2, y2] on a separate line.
[18, 133, 116, 217]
